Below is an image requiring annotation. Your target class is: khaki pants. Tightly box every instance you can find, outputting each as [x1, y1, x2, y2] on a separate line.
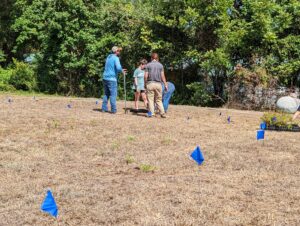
[147, 82, 165, 115]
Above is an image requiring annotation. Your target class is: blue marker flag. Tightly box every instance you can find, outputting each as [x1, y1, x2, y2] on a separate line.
[227, 116, 231, 123]
[257, 130, 265, 140]
[96, 100, 99, 105]
[67, 104, 71, 108]
[190, 146, 204, 165]
[260, 122, 267, 130]
[41, 190, 58, 218]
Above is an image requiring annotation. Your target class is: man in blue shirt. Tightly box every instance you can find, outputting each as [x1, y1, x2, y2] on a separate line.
[101, 46, 126, 113]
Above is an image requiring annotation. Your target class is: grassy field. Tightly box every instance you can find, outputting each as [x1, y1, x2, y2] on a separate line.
[0, 94, 299, 226]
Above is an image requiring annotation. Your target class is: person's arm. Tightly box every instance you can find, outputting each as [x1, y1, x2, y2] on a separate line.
[115, 57, 123, 73]
[161, 71, 168, 91]
[115, 56, 127, 75]
[144, 71, 148, 89]
[293, 111, 300, 120]
[133, 70, 138, 87]
[144, 65, 149, 89]
[134, 77, 138, 87]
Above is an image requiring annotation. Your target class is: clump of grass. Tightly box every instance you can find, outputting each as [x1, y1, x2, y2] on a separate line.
[46, 119, 60, 131]
[125, 154, 135, 164]
[90, 119, 98, 127]
[111, 142, 120, 150]
[139, 164, 156, 173]
[53, 120, 59, 128]
[127, 135, 135, 141]
[161, 137, 172, 145]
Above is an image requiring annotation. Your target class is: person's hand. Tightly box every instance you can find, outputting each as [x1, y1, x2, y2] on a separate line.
[164, 83, 168, 91]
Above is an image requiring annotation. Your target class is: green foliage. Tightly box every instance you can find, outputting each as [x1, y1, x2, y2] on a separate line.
[0, 66, 15, 91]
[0, 67, 13, 84]
[139, 164, 156, 173]
[9, 59, 36, 91]
[0, 82, 15, 91]
[125, 154, 135, 164]
[261, 112, 296, 128]
[0, 50, 6, 63]
[127, 135, 135, 141]
[186, 82, 212, 106]
[0, 0, 299, 106]
[233, 63, 276, 88]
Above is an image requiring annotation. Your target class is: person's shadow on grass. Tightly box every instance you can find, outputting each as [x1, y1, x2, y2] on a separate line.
[92, 108, 148, 116]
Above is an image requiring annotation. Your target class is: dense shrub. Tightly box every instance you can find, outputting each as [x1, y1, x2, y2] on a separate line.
[9, 59, 37, 91]
[186, 82, 213, 106]
[0, 83, 15, 91]
[0, 67, 15, 91]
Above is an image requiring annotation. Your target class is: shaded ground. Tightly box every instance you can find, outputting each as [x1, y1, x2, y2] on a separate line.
[0, 94, 299, 226]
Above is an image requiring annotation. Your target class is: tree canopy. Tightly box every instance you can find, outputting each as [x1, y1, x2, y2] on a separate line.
[1, 0, 300, 105]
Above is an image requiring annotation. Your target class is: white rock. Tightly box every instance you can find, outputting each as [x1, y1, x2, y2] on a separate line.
[276, 96, 300, 113]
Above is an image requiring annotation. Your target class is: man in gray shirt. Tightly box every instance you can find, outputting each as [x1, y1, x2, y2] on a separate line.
[144, 53, 168, 118]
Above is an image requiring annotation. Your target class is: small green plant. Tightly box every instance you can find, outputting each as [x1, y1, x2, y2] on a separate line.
[139, 164, 156, 173]
[125, 154, 135, 164]
[161, 137, 172, 145]
[53, 120, 59, 128]
[127, 135, 135, 141]
[111, 142, 120, 150]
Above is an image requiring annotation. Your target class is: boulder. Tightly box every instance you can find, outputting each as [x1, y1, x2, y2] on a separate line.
[276, 96, 300, 113]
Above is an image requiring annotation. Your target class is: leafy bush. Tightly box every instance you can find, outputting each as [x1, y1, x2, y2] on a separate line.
[0, 67, 15, 91]
[0, 50, 5, 63]
[0, 82, 15, 91]
[261, 112, 297, 128]
[9, 59, 37, 91]
[186, 82, 212, 106]
[234, 63, 276, 88]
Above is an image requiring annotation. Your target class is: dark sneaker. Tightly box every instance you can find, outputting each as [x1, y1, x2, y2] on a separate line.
[161, 114, 167, 118]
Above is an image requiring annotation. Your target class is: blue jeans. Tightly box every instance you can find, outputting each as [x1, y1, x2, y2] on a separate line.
[102, 80, 117, 113]
[162, 82, 175, 112]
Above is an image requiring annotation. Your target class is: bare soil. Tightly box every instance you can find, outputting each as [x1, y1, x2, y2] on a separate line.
[0, 95, 299, 226]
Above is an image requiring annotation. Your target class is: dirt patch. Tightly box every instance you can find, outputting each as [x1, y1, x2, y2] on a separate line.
[0, 95, 299, 225]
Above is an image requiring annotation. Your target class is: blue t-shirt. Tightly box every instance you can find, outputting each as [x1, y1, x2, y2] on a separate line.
[133, 68, 145, 90]
[103, 54, 123, 82]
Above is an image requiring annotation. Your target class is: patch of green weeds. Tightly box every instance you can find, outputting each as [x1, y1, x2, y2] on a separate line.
[53, 120, 59, 128]
[161, 137, 172, 145]
[139, 164, 156, 173]
[111, 142, 120, 150]
[125, 154, 135, 164]
[127, 135, 135, 141]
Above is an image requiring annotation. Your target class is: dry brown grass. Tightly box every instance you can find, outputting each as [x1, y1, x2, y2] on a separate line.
[0, 94, 299, 226]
